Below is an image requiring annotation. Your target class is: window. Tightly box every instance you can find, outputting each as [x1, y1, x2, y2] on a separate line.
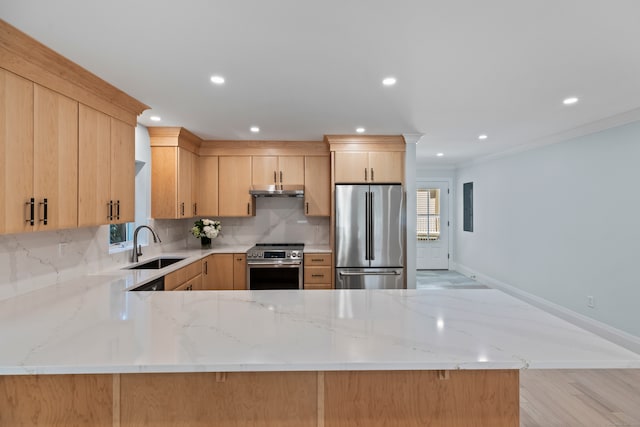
[417, 188, 440, 240]
[110, 223, 134, 247]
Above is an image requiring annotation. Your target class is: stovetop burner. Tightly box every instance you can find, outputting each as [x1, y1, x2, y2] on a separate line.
[254, 243, 304, 247]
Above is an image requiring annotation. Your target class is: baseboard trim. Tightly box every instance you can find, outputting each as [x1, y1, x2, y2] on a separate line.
[454, 264, 640, 355]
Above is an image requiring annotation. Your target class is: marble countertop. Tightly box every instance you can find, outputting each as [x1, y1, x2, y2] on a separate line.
[1, 271, 639, 374]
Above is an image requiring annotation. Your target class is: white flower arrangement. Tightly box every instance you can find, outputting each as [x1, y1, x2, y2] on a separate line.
[190, 219, 221, 239]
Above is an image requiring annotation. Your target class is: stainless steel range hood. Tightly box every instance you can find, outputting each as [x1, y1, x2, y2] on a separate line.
[250, 184, 304, 198]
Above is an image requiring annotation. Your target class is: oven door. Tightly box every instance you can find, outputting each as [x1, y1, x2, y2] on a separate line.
[247, 261, 303, 290]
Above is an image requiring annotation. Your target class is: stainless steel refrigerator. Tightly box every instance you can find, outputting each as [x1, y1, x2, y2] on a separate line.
[335, 184, 405, 289]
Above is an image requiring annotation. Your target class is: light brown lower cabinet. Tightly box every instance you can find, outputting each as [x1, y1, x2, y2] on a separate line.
[0, 370, 519, 426]
[202, 253, 246, 290]
[164, 260, 202, 291]
[304, 252, 332, 289]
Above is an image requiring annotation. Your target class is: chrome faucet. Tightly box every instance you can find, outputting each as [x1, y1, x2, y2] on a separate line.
[131, 225, 162, 263]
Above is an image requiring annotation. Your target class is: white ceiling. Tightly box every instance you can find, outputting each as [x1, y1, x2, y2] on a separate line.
[2, 0, 640, 166]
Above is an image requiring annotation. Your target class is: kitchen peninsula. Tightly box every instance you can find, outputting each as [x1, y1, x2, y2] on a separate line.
[1, 257, 639, 426]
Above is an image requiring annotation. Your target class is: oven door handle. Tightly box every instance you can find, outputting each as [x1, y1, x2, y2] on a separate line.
[339, 271, 401, 276]
[247, 262, 302, 267]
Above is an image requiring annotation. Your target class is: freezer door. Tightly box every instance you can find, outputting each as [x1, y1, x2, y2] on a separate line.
[335, 268, 404, 289]
[369, 185, 405, 268]
[335, 185, 369, 267]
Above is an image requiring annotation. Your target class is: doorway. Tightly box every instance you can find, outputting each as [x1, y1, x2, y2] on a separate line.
[416, 181, 449, 270]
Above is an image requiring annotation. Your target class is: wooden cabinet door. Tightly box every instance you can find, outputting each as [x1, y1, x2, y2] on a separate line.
[202, 254, 234, 290]
[252, 156, 278, 185]
[191, 151, 199, 217]
[369, 151, 403, 183]
[33, 85, 78, 231]
[219, 156, 254, 217]
[334, 152, 368, 183]
[304, 156, 330, 216]
[110, 118, 135, 223]
[197, 156, 218, 216]
[278, 156, 304, 185]
[151, 147, 178, 219]
[233, 253, 246, 290]
[0, 69, 33, 234]
[78, 104, 111, 227]
[177, 147, 192, 218]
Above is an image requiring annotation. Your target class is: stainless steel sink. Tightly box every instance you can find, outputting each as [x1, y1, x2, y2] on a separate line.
[126, 257, 185, 270]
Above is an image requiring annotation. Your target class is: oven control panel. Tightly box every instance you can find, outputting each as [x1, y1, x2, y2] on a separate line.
[247, 245, 304, 261]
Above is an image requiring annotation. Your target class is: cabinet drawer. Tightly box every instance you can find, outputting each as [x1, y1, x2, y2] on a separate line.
[304, 266, 331, 284]
[304, 282, 332, 290]
[304, 253, 331, 266]
[165, 261, 202, 290]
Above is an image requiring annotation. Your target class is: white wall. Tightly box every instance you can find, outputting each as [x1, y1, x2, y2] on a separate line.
[454, 121, 640, 337]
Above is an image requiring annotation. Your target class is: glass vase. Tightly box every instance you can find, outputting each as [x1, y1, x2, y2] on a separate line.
[200, 236, 212, 249]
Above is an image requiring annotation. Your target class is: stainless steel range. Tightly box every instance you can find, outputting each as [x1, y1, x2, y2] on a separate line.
[246, 243, 304, 290]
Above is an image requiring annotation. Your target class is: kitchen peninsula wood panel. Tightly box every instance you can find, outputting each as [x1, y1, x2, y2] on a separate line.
[0, 374, 113, 427]
[324, 370, 519, 427]
[0, 370, 518, 426]
[120, 372, 318, 427]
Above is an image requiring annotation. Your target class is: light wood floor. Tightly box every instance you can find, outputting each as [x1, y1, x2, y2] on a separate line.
[520, 369, 640, 427]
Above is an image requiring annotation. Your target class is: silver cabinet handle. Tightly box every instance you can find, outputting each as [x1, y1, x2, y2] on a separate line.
[339, 271, 400, 276]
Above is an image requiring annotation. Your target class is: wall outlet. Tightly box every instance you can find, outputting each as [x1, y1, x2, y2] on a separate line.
[470, 274, 477, 279]
[587, 295, 595, 308]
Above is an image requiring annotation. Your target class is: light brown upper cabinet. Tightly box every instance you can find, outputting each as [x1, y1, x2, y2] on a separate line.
[252, 156, 304, 186]
[1, 72, 79, 234]
[78, 105, 135, 226]
[109, 117, 135, 223]
[219, 156, 254, 217]
[334, 151, 403, 184]
[1, 70, 34, 234]
[151, 147, 198, 219]
[33, 85, 79, 231]
[1, 22, 146, 235]
[304, 156, 330, 216]
[197, 156, 218, 216]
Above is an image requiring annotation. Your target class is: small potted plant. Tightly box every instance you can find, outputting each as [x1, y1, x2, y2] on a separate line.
[190, 219, 221, 248]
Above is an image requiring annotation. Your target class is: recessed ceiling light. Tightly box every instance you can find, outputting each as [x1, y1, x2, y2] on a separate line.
[356, 127, 365, 133]
[382, 77, 397, 86]
[149, 116, 161, 122]
[478, 134, 488, 140]
[436, 153, 444, 157]
[250, 126, 260, 133]
[563, 97, 579, 105]
[210, 75, 225, 85]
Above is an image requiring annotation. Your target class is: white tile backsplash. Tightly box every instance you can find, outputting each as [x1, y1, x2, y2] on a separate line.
[0, 198, 328, 300]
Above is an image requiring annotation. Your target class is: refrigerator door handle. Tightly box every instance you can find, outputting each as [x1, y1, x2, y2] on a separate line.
[369, 191, 374, 260]
[365, 191, 369, 260]
[339, 271, 401, 276]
